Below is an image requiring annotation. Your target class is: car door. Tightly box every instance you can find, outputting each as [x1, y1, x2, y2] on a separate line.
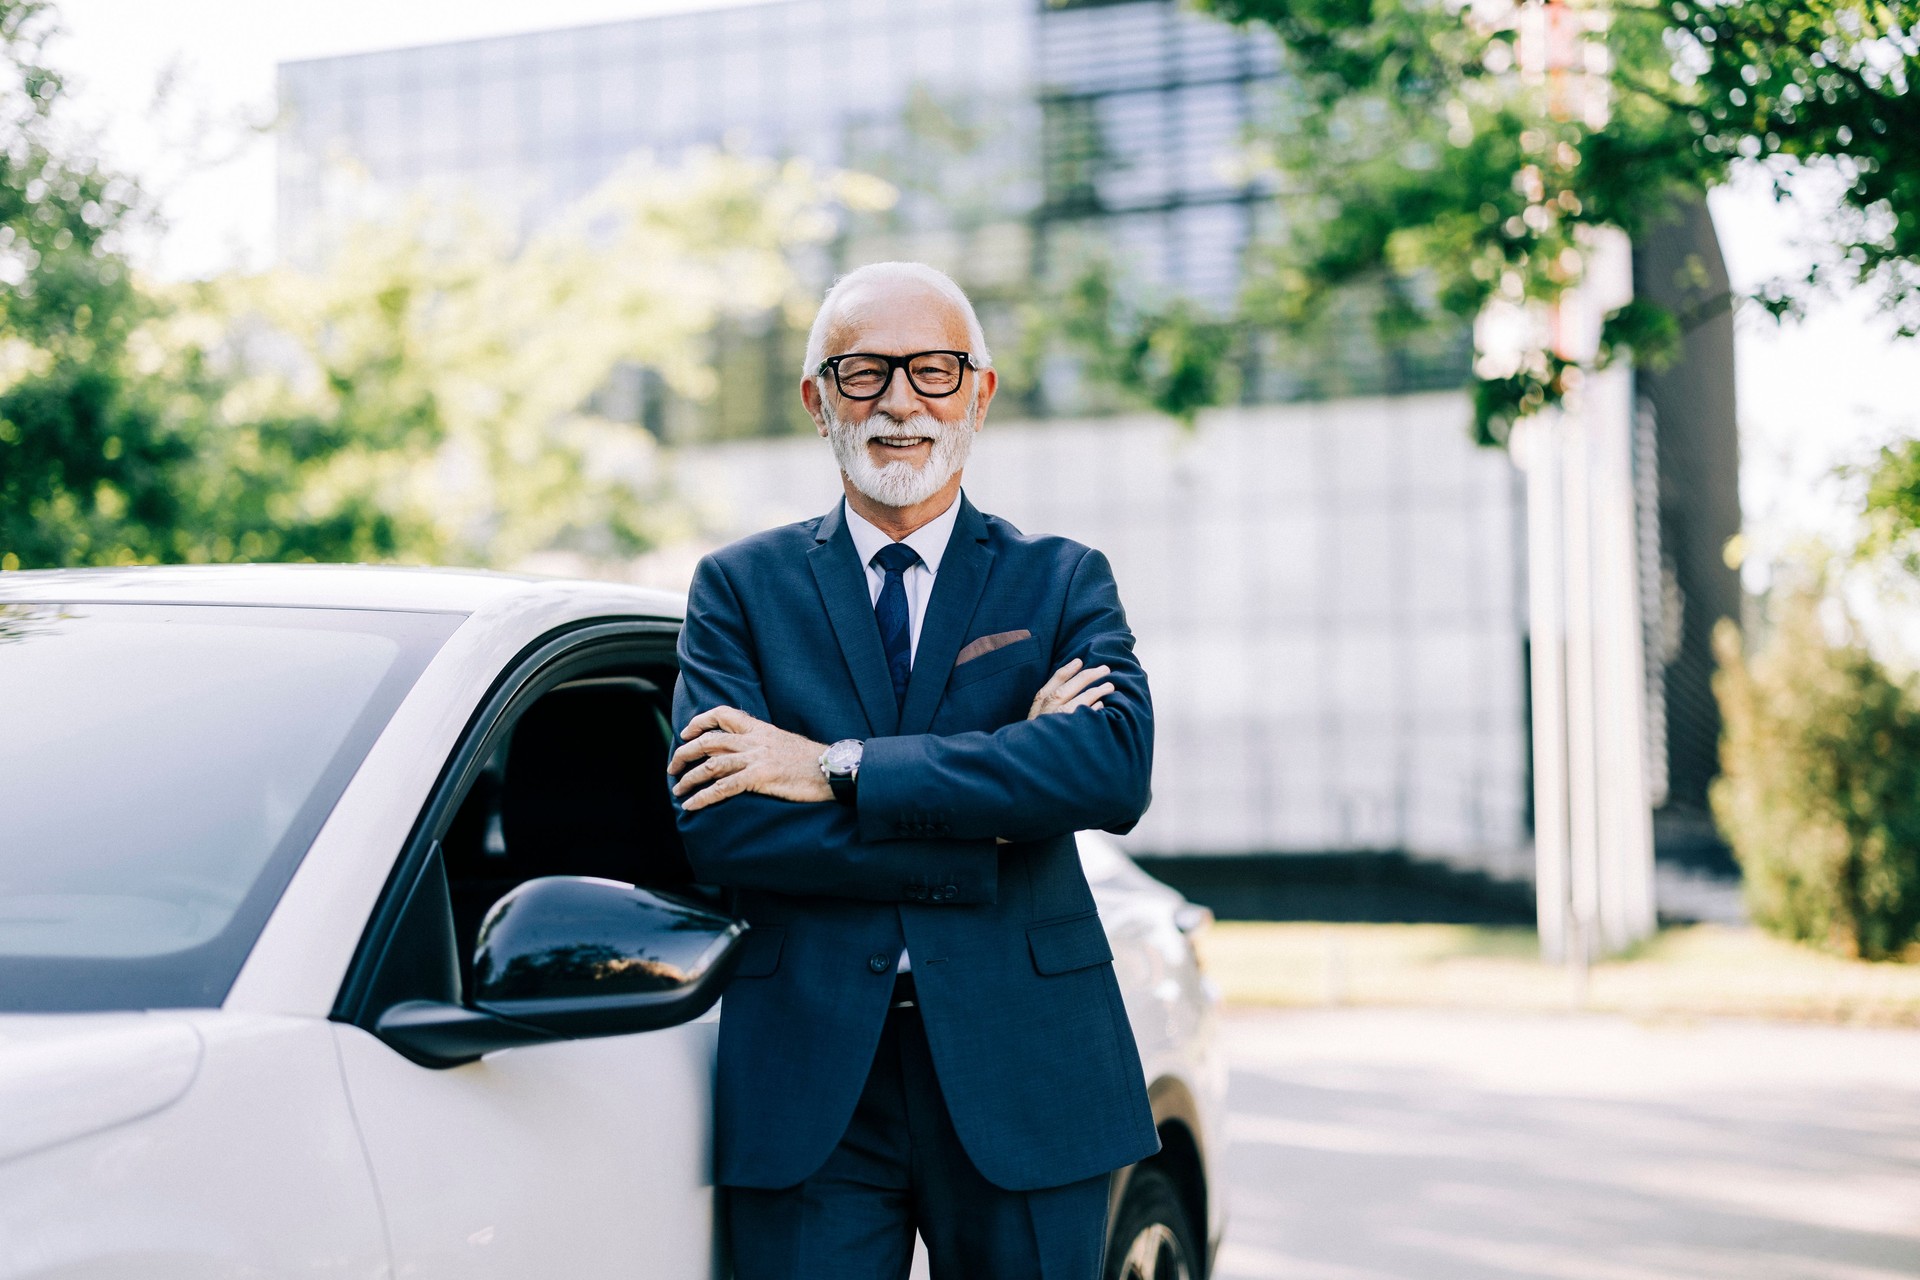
[328, 622, 723, 1279]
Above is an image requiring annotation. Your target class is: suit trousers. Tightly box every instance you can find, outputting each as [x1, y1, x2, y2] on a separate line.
[725, 995, 1112, 1280]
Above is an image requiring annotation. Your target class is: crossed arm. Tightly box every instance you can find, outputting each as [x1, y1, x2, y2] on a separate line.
[667, 549, 1153, 902]
[667, 658, 1115, 809]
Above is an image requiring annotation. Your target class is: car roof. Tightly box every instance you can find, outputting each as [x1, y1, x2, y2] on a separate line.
[0, 564, 685, 618]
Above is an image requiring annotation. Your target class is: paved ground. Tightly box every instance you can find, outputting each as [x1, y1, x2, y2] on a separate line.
[1214, 1008, 1920, 1280]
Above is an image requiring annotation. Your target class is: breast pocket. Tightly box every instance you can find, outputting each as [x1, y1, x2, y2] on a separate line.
[947, 634, 1042, 691]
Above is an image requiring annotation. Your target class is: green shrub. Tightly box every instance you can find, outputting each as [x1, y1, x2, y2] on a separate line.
[1711, 598, 1920, 960]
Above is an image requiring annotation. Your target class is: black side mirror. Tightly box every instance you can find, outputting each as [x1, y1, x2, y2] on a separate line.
[376, 876, 745, 1068]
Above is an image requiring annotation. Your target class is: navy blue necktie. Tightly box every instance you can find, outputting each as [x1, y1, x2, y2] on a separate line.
[871, 542, 921, 708]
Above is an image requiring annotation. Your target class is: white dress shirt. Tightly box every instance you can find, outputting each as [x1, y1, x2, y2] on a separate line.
[841, 492, 962, 664]
[840, 491, 963, 975]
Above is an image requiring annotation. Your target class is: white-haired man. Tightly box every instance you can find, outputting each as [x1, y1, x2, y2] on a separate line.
[667, 262, 1158, 1278]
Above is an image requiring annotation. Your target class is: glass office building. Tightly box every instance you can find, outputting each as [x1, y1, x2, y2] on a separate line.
[277, 0, 1470, 436]
[278, 0, 1038, 259]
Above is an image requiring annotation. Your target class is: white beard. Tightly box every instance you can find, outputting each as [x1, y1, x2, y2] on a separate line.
[824, 388, 978, 509]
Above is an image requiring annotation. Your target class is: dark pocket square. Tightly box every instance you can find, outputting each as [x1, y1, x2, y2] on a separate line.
[955, 629, 1032, 665]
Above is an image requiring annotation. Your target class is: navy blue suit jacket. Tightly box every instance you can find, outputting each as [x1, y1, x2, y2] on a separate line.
[671, 493, 1161, 1192]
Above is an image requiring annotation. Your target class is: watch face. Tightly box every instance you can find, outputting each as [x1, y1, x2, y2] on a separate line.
[824, 739, 863, 774]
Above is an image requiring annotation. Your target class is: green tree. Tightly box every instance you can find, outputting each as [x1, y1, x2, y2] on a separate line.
[0, 0, 434, 569]
[1038, 263, 1240, 427]
[1077, 0, 1920, 441]
[1859, 434, 1920, 576]
[0, 0, 186, 569]
[1711, 588, 1920, 959]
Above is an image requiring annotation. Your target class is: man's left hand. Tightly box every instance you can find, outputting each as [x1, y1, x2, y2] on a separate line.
[669, 706, 831, 810]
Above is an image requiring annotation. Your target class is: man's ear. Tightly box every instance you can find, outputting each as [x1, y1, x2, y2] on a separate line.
[972, 367, 998, 428]
[801, 375, 829, 437]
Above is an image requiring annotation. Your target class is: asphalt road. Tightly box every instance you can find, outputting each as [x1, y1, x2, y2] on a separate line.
[1214, 1007, 1920, 1280]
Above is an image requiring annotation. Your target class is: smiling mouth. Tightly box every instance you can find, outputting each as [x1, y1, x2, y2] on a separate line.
[870, 435, 933, 452]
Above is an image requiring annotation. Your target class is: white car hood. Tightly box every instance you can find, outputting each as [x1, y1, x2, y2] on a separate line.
[0, 1013, 203, 1164]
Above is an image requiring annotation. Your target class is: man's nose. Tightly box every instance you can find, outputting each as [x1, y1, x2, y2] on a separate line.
[874, 364, 924, 420]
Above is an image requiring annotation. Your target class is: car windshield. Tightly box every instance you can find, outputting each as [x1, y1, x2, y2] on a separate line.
[0, 601, 462, 1012]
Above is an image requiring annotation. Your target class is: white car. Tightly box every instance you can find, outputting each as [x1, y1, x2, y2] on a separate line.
[0, 566, 1226, 1280]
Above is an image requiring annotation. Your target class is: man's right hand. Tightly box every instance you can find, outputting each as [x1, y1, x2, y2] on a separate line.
[1028, 658, 1113, 719]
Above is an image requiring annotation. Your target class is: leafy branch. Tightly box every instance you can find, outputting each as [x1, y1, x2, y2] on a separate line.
[1069, 0, 1920, 443]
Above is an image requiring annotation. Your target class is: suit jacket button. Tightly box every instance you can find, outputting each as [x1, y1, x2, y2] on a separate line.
[868, 952, 893, 974]
[940, 884, 958, 900]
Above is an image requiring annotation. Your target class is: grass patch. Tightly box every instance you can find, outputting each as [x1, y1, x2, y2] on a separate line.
[1198, 922, 1920, 1025]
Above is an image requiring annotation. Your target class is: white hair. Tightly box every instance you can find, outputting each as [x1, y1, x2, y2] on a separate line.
[802, 261, 993, 374]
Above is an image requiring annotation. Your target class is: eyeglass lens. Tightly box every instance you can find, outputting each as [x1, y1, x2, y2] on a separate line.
[834, 352, 964, 398]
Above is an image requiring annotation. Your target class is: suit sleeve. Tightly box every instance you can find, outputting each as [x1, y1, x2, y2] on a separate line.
[855, 547, 1154, 844]
[670, 553, 998, 904]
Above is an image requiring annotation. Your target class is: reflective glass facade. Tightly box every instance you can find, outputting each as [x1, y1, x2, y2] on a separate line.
[277, 0, 1470, 437]
[1035, 0, 1286, 307]
[278, 0, 1038, 283]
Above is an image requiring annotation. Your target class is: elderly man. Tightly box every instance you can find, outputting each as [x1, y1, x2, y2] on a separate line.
[667, 261, 1157, 1279]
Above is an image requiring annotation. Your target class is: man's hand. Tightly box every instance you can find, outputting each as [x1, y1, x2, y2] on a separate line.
[1028, 658, 1114, 719]
[669, 706, 831, 811]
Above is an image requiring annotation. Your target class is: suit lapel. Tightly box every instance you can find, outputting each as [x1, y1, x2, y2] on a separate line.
[898, 496, 995, 736]
[808, 500, 899, 737]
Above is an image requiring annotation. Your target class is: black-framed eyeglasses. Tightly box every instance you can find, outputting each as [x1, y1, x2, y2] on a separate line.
[816, 350, 973, 400]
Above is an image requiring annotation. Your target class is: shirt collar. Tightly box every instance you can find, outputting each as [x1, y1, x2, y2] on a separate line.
[842, 491, 962, 576]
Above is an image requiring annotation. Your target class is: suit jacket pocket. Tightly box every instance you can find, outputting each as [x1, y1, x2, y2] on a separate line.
[948, 634, 1041, 690]
[1027, 911, 1113, 975]
[730, 926, 785, 978]
[956, 629, 1032, 664]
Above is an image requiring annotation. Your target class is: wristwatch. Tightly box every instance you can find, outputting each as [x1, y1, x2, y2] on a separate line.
[819, 738, 864, 805]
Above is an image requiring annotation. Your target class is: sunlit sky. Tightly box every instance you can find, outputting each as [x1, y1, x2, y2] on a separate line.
[47, 0, 1920, 596]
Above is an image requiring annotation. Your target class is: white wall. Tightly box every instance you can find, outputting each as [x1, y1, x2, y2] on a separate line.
[667, 392, 1532, 872]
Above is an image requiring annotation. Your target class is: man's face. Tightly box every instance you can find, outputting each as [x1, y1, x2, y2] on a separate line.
[803, 280, 997, 510]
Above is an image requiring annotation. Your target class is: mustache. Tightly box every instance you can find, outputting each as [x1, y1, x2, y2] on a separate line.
[850, 413, 949, 441]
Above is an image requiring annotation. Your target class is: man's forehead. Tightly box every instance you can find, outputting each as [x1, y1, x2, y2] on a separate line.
[825, 278, 970, 354]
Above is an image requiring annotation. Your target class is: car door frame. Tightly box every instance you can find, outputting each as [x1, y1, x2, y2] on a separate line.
[333, 616, 684, 1030]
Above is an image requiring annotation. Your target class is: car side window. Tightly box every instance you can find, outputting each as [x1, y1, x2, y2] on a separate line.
[335, 628, 719, 1030]
[440, 665, 708, 983]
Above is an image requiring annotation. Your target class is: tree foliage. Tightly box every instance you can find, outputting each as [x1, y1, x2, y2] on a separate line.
[1711, 591, 1920, 960]
[1858, 435, 1920, 575]
[1144, 0, 1920, 442]
[0, 0, 185, 569]
[1039, 263, 1240, 426]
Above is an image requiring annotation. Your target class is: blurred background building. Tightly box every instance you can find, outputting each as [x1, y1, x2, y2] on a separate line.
[276, 0, 1740, 918]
